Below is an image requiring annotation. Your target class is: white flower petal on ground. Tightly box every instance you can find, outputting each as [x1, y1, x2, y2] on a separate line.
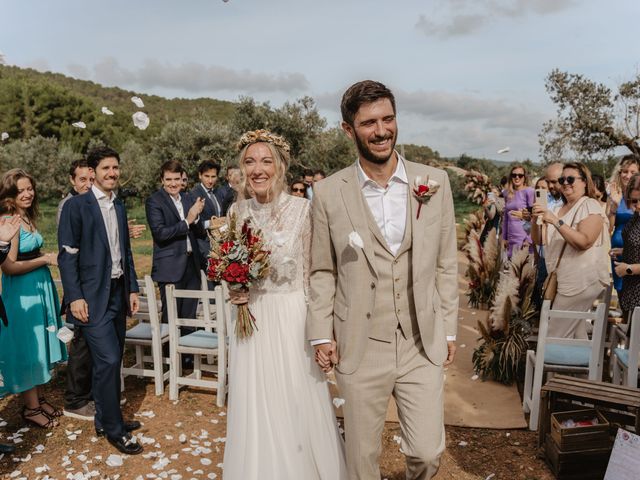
[218, 411, 226, 417]
[332, 398, 345, 408]
[132, 111, 150, 130]
[485, 474, 496, 480]
[35, 464, 50, 473]
[471, 374, 479, 381]
[201, 458, 212, 466]
[71, 121, 86, 129]
[195, 411, 203, 417]
[106, 454, 123, 467]
[460, 344, 466, 348]
[458, 441, 468, 447]
[1, 132, 8, 141]
[135, 410, 156, 418]
[101, 107, 114, 115]
[131, 96, 145, 108]
[207, 474, 217, 479]
[178, 434, 187, 443]
[152, 457, 170, 470]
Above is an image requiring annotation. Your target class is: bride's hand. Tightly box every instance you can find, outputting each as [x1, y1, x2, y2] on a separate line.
[229, 289, 249, 305]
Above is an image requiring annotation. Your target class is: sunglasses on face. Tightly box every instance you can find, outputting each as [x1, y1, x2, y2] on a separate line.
[558, 176, 584, 186]
[291, 188, 305, 193]
[629, 198, 640, 205]
[511, 173, 525, 179]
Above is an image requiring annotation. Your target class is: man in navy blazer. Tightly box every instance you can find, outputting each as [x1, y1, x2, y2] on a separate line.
[190, 160, 232, 265]
[146, 160, 205, 325]
[58, 146, 143, 455]
[0, 215, 20, 454]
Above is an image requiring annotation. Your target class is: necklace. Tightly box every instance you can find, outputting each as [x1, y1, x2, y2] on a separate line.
[21, 216, 34, 231]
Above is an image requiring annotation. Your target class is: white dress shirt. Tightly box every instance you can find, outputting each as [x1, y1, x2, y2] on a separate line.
[357, 157, 408, 256]
[92, 185, 123, 279]
[169, 193, 192, 253]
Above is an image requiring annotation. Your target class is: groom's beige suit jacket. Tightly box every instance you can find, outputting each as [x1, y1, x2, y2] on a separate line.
[307, 159, 458, 375]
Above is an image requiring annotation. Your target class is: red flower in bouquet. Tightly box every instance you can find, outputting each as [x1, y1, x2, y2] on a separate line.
[223, 262, 249, 284]
[220, 241, 234, 254]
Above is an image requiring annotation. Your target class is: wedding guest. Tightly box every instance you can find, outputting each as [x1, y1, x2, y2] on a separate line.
[0, 169, 67, 428]
[289, 178, 306, 198]
[57, 159, 94, 224]
[479, 187, 503, 244]
[180, 171, 189, 192]
[532, 162, 609, 338]
[58, 146, 142, 454]
[0, 214, 22, 452]
[502, 164, 534, 258]
[544, 162, 565, 211]
[221, 165, 240, 206]
[302, 168, 314, 199]
[614, 173, 640, 331]
[313, 169, 326, 183]
[532, 177, 550, 308]
[609, 155, 639, 295]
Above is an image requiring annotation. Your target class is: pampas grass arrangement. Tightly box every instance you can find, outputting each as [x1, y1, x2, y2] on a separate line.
[472, 246, 538, 384]
[463, 220, 502, 309]
[464, 170, 493, 205]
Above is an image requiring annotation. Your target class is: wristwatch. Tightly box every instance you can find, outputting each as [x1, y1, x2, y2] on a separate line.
[626, 266, 633, 276]
[555, 219, 564, 229]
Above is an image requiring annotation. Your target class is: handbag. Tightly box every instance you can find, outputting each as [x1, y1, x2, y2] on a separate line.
[541, 198, 586, 306]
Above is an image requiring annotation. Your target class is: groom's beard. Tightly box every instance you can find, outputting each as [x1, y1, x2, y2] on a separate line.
[354, 131, 397, 165]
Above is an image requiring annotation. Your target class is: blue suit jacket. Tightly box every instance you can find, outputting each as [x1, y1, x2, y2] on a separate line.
[58, 190, 139, 326]
[190, 183, 233, 258]
[146, 189, 205, 283]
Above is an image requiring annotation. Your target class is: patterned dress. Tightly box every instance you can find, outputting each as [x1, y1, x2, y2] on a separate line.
[620, 213, 640, 312]
[612, 198, 634, 293]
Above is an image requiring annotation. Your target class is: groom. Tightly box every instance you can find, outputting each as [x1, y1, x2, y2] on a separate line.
[307, 80, 458, 479]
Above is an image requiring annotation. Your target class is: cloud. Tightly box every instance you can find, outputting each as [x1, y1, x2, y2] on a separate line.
[81, 57, 309, 94]
[416, 0, 576, 38]
[315, 87, 546, 159]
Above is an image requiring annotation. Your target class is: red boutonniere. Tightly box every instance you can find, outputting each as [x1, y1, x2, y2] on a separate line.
[413, 176, 440, 219]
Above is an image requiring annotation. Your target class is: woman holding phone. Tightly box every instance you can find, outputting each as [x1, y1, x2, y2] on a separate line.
[502, 164, 534, 258]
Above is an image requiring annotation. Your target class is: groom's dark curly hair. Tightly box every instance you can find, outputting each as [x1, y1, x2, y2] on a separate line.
[340, 80, 396, 127]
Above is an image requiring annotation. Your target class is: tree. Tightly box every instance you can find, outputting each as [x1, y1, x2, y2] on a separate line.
[539, 69, 640, 163]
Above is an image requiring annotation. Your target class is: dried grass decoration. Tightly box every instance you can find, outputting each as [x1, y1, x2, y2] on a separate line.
[463, 211, 501, 309]
[472, 247, 538, 384]
[207, 214, 271, 339]
[464, 170, 493, 205]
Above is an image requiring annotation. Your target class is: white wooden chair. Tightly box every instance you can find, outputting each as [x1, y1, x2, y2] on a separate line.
[121, 275, 169, 396]
[612, 306, 640, 388]
[167, 284, 227, 406]
[523, 300, 607, 430]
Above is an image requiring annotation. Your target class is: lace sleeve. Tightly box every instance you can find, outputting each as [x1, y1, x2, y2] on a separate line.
[302, 200, 312, 301]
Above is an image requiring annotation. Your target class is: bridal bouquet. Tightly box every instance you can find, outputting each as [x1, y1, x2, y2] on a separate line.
[207, 213, 270, 339]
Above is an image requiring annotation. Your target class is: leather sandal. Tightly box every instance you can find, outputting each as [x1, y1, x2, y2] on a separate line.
[22, 407, 58, 429]
[39, 397, 63, 418]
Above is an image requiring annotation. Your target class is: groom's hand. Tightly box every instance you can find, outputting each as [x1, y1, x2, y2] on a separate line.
[444, 341, 456, 366]
[314, 341, 338, 373]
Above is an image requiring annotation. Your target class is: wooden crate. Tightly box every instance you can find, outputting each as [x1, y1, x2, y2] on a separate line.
[544, 434, 611, 480]
[538, 375, 640, 451]
[550, 409, 611, 451]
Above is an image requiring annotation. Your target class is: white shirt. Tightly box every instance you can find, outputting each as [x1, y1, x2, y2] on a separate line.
[92, 185, 123, 279]
[169, 193, 192, 253]
[357, 157, 408, 256]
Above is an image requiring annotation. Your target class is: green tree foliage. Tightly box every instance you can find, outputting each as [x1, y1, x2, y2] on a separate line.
[540, 68, 640, 162]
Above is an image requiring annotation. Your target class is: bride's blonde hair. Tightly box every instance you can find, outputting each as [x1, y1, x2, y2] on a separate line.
[236, 130, 291, 202]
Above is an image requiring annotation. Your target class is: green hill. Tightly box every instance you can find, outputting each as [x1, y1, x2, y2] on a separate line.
[0, 65, 236, 151]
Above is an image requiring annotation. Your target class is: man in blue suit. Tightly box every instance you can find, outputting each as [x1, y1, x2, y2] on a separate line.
[0, 215, 20, 454]
[146, 160, 205, 325]
[190, 160, 232, 265]
[58, 146, 143, 455]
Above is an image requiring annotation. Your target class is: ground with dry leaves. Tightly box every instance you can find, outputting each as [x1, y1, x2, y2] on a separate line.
[0, 368, 554, 480]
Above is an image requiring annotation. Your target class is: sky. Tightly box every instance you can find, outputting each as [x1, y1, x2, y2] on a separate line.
[1, 0, 639, 162]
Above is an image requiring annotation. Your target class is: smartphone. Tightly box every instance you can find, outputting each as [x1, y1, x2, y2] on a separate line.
[487, 192, 496, 202]
[535, 188, 548, 209]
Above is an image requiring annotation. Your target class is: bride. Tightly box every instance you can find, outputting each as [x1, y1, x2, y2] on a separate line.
[222, 130, 347, 479]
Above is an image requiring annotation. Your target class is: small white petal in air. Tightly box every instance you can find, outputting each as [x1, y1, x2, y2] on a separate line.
[131, 96, 145, 108]
[72, 121, 86, 129]
[101, 107, 114, 115]
[132, 111, 150, 130]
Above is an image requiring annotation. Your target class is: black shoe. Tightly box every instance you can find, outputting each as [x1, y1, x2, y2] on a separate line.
[0, 443, 15, 454]
[106, 433, 143, 455]
[96, 420, 141, 437]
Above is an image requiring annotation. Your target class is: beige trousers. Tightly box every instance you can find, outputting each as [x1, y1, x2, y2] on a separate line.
[548, 282, 606, 339]
[336, 329, 445, 480]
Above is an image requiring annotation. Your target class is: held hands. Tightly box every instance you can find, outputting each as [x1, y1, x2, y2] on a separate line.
[0, 215, 20, 243]
[186, 198, 205, 224]
[314, 341, 339, 373]
[70, 299, 89, 323]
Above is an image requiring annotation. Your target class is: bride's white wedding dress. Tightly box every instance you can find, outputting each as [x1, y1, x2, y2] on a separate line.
[223, 193, 347, 479]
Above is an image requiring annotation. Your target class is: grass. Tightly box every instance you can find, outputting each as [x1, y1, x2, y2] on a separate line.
[454, 198, 481, 224]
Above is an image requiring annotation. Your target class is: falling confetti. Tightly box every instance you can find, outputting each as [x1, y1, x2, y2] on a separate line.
[131, 96, 145, 108]
[101, 106, 114, 115]
[72, 121, 86, 129]
[1, 132, 8, 141]
[132, 111, 150, 130]
[497, 147, 510, 154]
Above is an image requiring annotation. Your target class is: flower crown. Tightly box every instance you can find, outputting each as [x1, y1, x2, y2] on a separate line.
[236, 129, 291, 154]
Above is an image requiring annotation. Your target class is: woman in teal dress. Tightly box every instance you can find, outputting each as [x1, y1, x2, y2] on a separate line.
[0, 169, 67, 428]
